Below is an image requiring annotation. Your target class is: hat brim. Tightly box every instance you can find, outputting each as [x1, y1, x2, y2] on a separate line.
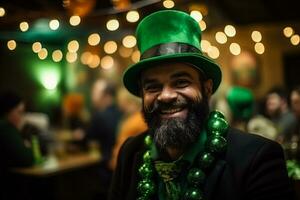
[123, 52, 222, 96]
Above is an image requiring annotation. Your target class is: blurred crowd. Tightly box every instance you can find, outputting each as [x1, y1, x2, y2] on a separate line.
[2, 80, 300, 199]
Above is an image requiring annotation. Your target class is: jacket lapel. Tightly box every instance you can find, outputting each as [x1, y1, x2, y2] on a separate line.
[204, 159, 226, 200]
[127, 151, 143, 200]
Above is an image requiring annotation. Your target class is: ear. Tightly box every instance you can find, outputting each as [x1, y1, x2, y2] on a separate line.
[204, 79, 213, 98]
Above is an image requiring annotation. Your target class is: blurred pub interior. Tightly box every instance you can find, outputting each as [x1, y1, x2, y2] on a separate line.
[0, 0, 300, 200]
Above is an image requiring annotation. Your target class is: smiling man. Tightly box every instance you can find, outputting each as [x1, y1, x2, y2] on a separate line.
[108, 10, 294, 200]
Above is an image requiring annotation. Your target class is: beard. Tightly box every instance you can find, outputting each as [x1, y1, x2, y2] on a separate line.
[142, 95, 209, 152]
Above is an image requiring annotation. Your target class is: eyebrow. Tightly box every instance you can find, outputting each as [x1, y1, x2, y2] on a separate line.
[142, 71, 194, 85]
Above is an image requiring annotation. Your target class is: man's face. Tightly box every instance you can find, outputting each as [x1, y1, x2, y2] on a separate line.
[266, 93, 282, 117]
[7, 102, 25, 130]
[141, 62, 212, 151]
[291, 91, 300, 119]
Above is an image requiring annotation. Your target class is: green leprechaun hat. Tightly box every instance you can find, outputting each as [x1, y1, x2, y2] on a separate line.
[123, 10, 222, 96]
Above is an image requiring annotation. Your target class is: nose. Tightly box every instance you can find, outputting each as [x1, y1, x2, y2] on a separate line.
[157, 86, 177, 103]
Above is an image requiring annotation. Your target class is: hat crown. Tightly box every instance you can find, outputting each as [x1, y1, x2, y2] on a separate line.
[136, 10, 202, 55]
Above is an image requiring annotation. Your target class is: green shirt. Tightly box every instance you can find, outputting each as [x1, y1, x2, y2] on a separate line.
[150, 129, 207, 200]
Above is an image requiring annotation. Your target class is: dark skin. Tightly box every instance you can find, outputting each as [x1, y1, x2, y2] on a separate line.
[141, 62, 213, 160]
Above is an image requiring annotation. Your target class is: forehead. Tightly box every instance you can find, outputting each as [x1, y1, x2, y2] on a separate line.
[141, 62, 200, 80]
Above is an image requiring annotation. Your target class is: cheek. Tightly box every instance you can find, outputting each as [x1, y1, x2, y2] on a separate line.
[178, 86, 203, 101]
[143, 94, 156, 109]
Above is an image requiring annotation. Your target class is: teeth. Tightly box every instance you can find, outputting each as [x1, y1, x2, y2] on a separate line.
[161, 108, 182, 114]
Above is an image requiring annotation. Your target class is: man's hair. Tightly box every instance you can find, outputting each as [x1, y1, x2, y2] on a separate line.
[0, 91, 23, 117]
[292, 86, 300, 95]
[267, 87, 288, 101]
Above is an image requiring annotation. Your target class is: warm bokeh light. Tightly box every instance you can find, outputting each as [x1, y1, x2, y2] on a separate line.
[215, 32, 227, 44]
[42, 72, 59, 90]
[104, 41, 118, 54]
[69, 15, 81, 26]
[88, 55, 100, 68]
[68, 40, 79, 52]
[32, 42, 42, 53]
[199, 20, 206, 31]
[101, 55, 114, 69]
[122, 35, 137, 48]
[190, 10, 203, 22]
[290, 34, 300, 46]
[19, 21, 29, 32]
[207, 46, 220, 59]
[38, 48, 48, 60]
[0, 7, 5, 17]
[88, 33, 101, 46]
[119, 46, 133, 58]
[81, 51, 94, 65]
[131, 50, 140, 63]
[201, 40, 211, 53]
[251, 31, 262, 42]
[52, 50, 63, 62]
[254, 42, 265, 54]
[224, 25, 236, 37]
[229, 43, 241, 55]
[7, 40, 17, 50]
[49, 19, 60, 30]
[106, 19, 119, 31]
[163, 0, 175, 9]
[66, 52, 78, 63]
[283, 27, 294, 38]
[126, 11, 140, 23]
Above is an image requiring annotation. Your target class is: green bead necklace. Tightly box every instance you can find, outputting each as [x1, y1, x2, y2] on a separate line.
[137, 111, 229, 200]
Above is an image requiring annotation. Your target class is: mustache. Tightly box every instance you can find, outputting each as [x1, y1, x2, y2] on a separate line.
[144, 98, 188, 114]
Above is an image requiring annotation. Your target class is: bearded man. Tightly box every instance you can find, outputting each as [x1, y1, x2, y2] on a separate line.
[108, 10, 294, 200]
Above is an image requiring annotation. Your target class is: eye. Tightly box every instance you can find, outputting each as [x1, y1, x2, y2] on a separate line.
[175, 79, 190, 88]
[143, 83, 161, 93]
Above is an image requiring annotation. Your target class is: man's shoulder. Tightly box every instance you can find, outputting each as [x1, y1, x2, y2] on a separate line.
[226, 128, 284, 163]
[120, 131, 148, 153]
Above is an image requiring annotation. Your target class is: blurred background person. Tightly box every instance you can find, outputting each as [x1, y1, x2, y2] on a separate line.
[109, 87, 147, 170]
[62, 93, 89, 151]
[86, 79, 122, 199]
[0, 91, 34, 200]
[226, 86, 255, 131]
[264, 87, 297, 140]
[226, 86, 278, 140]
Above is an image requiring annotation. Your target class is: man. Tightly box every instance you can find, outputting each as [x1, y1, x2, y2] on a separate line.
[265, 87, 296, 139]
[0, 91, 34, 199]
[109, 10, 293, 200]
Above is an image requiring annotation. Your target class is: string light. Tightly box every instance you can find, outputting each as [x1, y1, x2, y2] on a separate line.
[251, 31, 262, 42]
[215, 32, 227, 44]
[67, 40, 79, 52]
[122, 35, 137, 48]
[199, 20, 206, 31]
[126, 11, 140, 23]
[283, 27, 294, 38]
[52, 50, 63, 62]
[7, 40, 17, 50]
[290, 34, 300, 46]
[49, 19, 59, 30]
[163, 0, 175, 9]
[69, 15, 81, 26]
[131, 50, 140, 63]
[88, 33, 101, 46]
[66, 52, 77, 63]
[106, 19, 119, 31]
[190, 11, 203, 22]
[0, 7, 5, 17]
[207, 46, 220, 59]
[32, 42, 42, 53]
[19, 22, 29, 32]
[229, 43, 241, 55]
[88, 55, 100, 68]
[104, 41, 118, 54]
[38, 48, 48, 60]
[101, 55, 114, 69]
[201, 40, 211, 53]
[254, 42, 265, 54]
[224, 25, 236, 37]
